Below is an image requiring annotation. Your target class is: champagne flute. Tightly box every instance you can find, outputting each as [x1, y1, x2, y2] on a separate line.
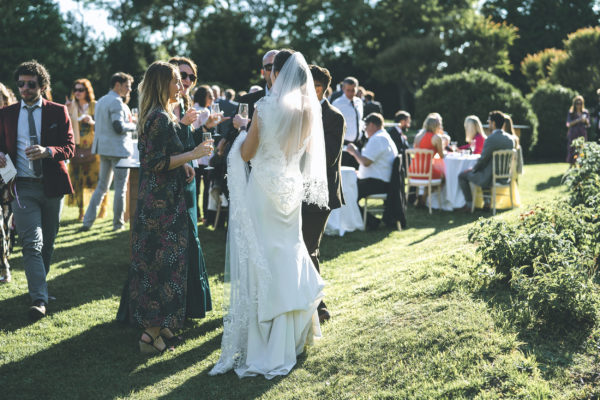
[203, 131, 214, 170]
[239, 103, 249, 119]
[211, 103, 221, 138]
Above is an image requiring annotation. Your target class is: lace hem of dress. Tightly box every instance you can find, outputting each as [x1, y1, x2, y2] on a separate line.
[303, 177, 329, 209]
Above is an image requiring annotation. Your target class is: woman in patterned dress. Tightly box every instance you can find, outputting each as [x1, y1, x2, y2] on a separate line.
[0, 82, 16, 283]
[66, 79, 108, 221]
[124, 61, 213, 353]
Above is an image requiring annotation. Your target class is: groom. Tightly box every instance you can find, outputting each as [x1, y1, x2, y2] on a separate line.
[302, 64, 346, 323]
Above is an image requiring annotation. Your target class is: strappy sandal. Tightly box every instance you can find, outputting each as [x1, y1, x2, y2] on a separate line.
[160, 328, 184, 347]
[138, 331, 171, 354]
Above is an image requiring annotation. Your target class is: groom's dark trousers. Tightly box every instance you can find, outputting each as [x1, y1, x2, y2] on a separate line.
[302, 98, 346, 311]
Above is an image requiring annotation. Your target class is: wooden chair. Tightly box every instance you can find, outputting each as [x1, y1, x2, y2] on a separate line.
[405, 149, 443, 214]
[361, 155, 403, 231]
[470, 149, 516, 215]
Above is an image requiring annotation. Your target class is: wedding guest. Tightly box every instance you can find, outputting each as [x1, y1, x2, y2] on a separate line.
[82, 72, 135, 232]
[236, 90, 247, 101]
[248, 85, 262, 94]
[503, 114, 523, 175]
[0, 60, 75, 318]
[211, 85, 223, 102]
[302, 64, 346, 323]
[458, 111, 515, 210]
[0, 83, 17, 108]
[387, 110, 411, 156]
[347, 112, 397, 228]
[66, 79, 108, 221]
[363, 91, 383, 116]
[192, 85, 214, 222]
[0, 83, 17, 283]
[123, 61, 213, 353]
[566, 95, 590, 164]
[332, 76, 364, 168]
[409, 113, 446, 207]
[459, 115, 486, 155]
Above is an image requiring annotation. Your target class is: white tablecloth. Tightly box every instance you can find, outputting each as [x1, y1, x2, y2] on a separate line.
[325, 166, 364, 236]
[430, 153, 479, 211]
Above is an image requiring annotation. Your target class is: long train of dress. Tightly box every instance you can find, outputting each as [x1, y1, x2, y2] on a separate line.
[209, 131, 324, 379]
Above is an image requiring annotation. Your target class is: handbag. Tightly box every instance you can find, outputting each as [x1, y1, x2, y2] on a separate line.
[71, 147, 96, 165]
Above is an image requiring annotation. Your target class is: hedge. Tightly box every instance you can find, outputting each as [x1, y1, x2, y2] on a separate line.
[415, 70, 538, 158]
[527, 84, 579, 161]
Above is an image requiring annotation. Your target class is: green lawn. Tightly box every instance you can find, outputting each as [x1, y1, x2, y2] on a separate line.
[2, 163, 598, 399]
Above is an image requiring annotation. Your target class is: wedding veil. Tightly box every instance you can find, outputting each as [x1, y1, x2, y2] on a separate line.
[255, 51, 329, 208]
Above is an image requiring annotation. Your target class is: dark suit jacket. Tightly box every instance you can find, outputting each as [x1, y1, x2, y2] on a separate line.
[224, 89, 265, 142]
[467, 129, 515, 188]
[217, 98, 238, 137]
[363, 100, 382, 117]
[0, 99, 75, 197]
[303, 99, 346, 212]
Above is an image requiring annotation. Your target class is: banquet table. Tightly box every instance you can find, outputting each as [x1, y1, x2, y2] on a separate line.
[325, 166, 364, 236]
[429, 152, 479, 211]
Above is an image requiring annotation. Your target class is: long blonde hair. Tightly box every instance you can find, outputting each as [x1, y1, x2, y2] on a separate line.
[464, 115, 486, 142]
[137, 61, 179, 136]
[422, 112, 443, 134]
[569, 95, 587, 114]
[0, 82, 17, 107]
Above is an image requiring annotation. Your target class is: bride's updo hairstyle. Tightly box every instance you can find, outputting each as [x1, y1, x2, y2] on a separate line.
[137, 61, 179, 137]
[273, 49, 307, 89]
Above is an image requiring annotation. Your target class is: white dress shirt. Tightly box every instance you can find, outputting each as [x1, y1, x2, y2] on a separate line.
[332, 95, 363, 142]
[17, 97, 43, 178]
[357, 129, 398, 182]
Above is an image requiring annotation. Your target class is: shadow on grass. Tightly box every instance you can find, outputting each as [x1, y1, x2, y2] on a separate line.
[535, 174, 564, 191]
[472, 284, 592, 380]
[0, 318, 230, 400]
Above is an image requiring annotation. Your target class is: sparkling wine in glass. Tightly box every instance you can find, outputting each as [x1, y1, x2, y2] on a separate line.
[239, 103, 249, 119]
[203, 131, 214, 170]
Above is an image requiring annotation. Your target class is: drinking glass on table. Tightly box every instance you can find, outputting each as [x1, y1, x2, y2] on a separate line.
[203, 131, 215, 170]
[450, 141, 457, 152]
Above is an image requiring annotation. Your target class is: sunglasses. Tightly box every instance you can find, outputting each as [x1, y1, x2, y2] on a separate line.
[73, 87, 86, 93]
[263, 63, 273, 72]
[17, 80, 38, 89]
[180, 71, 196, 82]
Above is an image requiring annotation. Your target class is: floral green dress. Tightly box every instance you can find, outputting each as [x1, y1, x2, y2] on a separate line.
[125, 108, 211, 329]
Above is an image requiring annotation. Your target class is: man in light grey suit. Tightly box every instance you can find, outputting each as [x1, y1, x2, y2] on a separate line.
[458, 110, 515, 210]
[81, 72, 135, 231]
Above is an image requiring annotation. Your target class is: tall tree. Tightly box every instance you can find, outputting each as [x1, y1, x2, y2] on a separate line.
[482, 0, 600, 90]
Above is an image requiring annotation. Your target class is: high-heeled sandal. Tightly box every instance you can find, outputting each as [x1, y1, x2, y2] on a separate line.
[138, 331, 170, 354]
[160, 328, 184, 347]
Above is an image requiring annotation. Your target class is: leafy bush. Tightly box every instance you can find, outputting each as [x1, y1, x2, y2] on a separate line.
[563, 138, 600, 207]
[527, 84, 579, 161]
[468, 200, 600, 328]
[415, 70, 538, 157]
[520, 48, 567, 91]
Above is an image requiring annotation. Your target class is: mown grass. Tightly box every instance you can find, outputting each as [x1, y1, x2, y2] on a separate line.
[2, 163, 598, 399]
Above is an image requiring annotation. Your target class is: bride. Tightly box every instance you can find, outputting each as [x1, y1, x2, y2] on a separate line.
[209, 49, 328, 379]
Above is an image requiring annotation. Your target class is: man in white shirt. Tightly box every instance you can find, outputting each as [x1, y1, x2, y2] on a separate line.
[347, 113, 398, 228]
[332, 76, 363, 168]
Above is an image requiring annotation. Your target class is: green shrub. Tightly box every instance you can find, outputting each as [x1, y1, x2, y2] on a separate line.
[563, 138, 600, 207]
[468, 200, 600, 328]
[527, 84, 579, 161]
[415, 70, 538, 157]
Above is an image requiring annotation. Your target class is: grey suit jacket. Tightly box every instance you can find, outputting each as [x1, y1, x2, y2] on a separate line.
[91, 90, 134, 158]
[466, 129, 515, 188]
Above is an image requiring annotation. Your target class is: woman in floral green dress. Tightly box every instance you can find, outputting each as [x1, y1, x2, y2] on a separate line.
[124, 61, 214, 353]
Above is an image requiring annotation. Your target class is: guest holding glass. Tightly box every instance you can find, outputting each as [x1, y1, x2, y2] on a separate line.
[66, 79, 108, 221]
[566, 95, 590, 164]
[192, 85, 214, 223]
[121, 61, 214, 353]
[459, 115, 486, 155]
[409, 113, 446, 207]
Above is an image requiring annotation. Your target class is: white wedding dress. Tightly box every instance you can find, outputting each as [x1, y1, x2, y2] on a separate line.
[209, 52, 328, 379]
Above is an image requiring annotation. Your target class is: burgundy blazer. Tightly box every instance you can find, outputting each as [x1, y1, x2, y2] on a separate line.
[0, 98, 75, 197]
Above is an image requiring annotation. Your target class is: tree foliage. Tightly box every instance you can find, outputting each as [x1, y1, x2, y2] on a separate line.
[527, 84, 578, 161]
[521, 48, 567, 91]
[415, 70, 538, 156]
[549, 27, 600, 107]
[482, 0, 600, 90]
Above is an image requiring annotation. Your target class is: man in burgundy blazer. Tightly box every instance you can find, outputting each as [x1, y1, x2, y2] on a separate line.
[0, 60, 75, 320]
